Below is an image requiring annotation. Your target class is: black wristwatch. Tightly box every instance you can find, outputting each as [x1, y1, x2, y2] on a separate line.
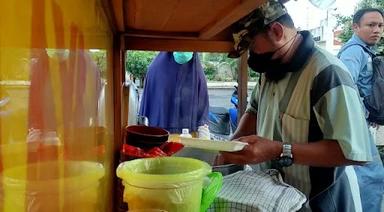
[278, 143, 293, 167]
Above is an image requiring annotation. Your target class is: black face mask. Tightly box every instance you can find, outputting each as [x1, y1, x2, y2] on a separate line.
[248, 31, 315, 82]
[248, 50, 288, 82]
[247, 33, 299, 82]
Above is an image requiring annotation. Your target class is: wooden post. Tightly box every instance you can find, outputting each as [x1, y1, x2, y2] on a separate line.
[237, 52, 248, 120]
[112, 34, 125, 212]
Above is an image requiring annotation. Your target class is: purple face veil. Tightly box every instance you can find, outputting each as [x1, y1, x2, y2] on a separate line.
[139, 52, 209, 133]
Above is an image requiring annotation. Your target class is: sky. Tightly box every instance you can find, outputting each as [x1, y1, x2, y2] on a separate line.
[285, 0, 360, 29]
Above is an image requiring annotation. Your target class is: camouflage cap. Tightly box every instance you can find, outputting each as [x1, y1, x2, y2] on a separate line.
[228, 0, 288, 58]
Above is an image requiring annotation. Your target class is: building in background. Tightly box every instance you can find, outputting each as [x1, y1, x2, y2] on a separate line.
[308, 8, 342, 55]
[286, 0, 359, 55]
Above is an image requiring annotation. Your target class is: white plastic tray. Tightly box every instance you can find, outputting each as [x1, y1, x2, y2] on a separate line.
[179, 137, 247, 152]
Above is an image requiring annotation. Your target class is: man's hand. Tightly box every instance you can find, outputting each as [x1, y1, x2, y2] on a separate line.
[221, 135, 362, 167]
[220, 135, 282, 165]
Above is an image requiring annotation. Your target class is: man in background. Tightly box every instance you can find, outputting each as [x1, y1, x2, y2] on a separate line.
[338, 8, 384, 159]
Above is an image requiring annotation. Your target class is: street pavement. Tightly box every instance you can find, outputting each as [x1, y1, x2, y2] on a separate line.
[207, 81, 255, 109]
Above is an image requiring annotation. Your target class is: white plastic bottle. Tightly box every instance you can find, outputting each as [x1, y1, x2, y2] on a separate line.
[180, 128, 193, 138]
[198, 124, 210, 139]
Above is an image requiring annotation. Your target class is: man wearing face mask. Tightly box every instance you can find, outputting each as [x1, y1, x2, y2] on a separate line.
[139, 52, 210, 137]
[222, 0, 384, 211]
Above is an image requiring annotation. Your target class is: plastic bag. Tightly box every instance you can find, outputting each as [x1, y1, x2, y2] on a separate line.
[121, 142, 183, 159]
[116, 157, 222, 212]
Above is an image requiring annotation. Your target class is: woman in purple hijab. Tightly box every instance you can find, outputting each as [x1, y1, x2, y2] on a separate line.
[139, 52, 209, 134]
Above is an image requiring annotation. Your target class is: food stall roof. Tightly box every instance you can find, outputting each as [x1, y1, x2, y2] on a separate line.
[102, 0, 291, 137]
[104, 0, 282, 52]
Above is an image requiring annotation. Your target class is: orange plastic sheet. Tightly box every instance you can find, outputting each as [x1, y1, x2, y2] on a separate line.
[0, 0, 114, 211]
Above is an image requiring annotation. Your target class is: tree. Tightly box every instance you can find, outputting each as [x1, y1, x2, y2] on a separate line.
[336, 0, 384, 54]
[89, 50, 107, 79]
[201, 53, 239, 81]
[125, 51, 258, 84]
[125, 51, 158, 86]
[200, 52, 259, 82]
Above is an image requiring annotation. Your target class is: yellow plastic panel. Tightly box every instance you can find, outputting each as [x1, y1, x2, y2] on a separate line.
[0, 0, 114, 211]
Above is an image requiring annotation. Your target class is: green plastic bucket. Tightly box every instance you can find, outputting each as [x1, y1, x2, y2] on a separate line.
[116, 157, 222, 212]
